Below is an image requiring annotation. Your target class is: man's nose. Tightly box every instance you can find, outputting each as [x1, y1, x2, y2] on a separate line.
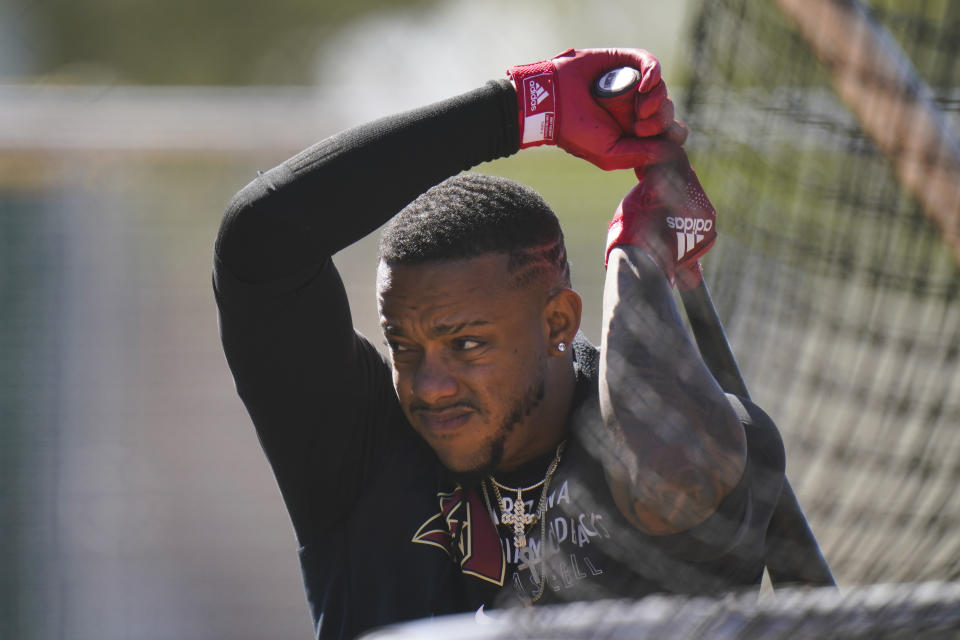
[411, 351, 459, 405]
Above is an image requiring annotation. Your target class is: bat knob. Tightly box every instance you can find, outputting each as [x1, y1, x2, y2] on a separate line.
[594, 67, 641, 98]
[594, 67, 641, 134]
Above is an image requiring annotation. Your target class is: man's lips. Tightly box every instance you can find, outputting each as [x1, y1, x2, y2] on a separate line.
[413, 406, 476, 434]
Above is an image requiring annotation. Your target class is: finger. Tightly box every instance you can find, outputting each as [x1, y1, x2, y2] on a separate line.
[635, 81, 668, 119]
[665, 120, 689, 145]
[592, 136, 685, 171]
[633, 97, 675, 137]
[630, 49, 662, 92]
[633, 144, 687, 179]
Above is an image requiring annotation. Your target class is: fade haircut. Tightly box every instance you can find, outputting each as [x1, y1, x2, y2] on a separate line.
[378, 173, 571, 290]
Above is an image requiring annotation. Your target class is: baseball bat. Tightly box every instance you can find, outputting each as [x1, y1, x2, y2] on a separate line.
[679, 280, 836, 587]
[595, 69, 835, 587]
[777, 0, 960, 266]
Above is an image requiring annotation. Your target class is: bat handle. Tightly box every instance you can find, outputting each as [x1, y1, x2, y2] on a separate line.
[679, 279, 751, 399]
[593, 67, 641, 134]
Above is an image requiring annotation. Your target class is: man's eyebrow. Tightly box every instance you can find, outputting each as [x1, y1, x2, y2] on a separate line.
[381, 319, 491, 337]
[429, 320, 491, 338]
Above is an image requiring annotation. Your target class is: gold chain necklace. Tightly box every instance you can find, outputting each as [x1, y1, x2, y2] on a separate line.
[482, 441, 566, 604]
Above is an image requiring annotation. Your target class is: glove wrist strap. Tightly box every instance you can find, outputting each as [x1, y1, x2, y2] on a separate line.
[507, 60, 558, 148]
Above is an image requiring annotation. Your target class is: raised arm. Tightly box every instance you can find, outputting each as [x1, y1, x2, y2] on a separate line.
[599, 152, 748, 535]
[213, 81, 521, 544]
[215, 48, 682, 285]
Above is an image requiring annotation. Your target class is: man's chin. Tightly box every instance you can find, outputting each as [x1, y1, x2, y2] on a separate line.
[437, 451, 494, 487]
[437, 440, 504, 488]
[445, 468, 489, 489]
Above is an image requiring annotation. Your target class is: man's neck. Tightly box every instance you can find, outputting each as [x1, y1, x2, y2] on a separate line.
[498, 359, 576, 473]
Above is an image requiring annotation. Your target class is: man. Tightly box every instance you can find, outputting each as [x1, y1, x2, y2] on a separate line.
[214, 48, 785, 639]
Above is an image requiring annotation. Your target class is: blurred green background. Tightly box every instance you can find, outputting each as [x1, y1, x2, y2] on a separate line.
[1, 2, 695, 638]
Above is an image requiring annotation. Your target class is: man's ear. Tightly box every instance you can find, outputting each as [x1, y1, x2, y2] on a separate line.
[544, 288, 583, 353]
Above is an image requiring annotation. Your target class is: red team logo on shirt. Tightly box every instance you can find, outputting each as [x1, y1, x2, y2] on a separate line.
[412, 485, 506, 586]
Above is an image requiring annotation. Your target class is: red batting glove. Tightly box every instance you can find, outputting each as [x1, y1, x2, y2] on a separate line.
[507, 48, 686, 170]
[605, 148, 716, 290]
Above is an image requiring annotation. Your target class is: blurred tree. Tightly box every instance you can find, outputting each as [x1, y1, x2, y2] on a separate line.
[28, 0, 437, 84]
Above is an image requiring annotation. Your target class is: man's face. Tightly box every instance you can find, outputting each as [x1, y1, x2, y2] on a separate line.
[377, 253, 557, 474]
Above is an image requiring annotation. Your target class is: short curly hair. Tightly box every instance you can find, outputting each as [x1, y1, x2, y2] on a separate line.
[378, 173, 570, 289]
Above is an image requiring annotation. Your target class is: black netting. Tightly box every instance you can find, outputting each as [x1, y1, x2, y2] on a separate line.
[366, 582, 960, 639]
[682, 0, 960, 585]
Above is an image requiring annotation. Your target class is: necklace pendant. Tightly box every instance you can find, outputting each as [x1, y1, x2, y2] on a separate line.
[500, 489, 536, 549]
[511, 505, 529, 548]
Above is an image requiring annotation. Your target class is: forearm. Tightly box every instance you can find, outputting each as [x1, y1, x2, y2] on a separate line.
[599, 245, 747, 535]
[215, 79, 519, 284]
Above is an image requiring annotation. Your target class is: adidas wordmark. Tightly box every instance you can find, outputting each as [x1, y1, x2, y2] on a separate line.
[666, 216, 713, 233]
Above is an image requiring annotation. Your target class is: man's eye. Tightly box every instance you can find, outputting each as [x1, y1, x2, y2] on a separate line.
[386, 340, 412, 354]
[455, 338, 483, 351]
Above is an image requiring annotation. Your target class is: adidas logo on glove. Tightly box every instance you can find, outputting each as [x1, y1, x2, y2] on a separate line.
[667, 217, 713, 260]
[529, 81, 550, 109]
